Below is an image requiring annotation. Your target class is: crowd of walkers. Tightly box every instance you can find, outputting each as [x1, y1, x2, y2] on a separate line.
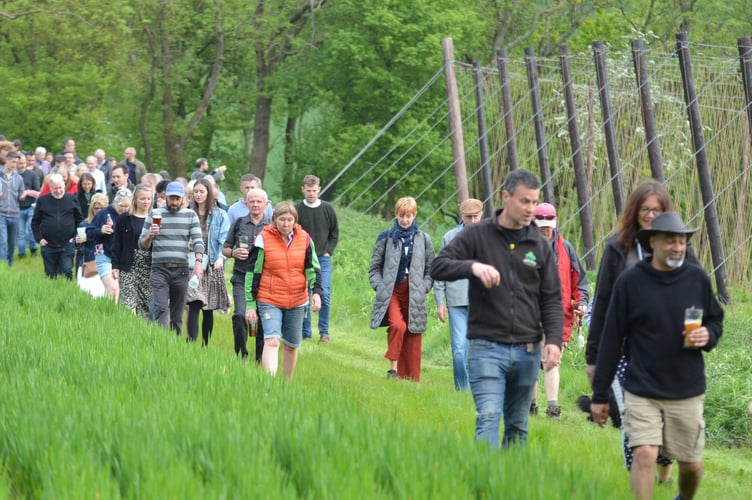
[3, 135, 724, 499]
[0, 136, 339, 382]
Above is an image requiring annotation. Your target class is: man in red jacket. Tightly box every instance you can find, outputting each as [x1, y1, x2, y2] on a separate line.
[529, 203, 589, 420]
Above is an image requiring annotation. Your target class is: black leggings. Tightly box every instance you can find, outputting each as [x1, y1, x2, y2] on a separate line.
[187, 301, 214, 345]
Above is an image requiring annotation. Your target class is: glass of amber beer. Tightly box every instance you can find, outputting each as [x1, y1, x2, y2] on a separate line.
[684, 307, 703, 348]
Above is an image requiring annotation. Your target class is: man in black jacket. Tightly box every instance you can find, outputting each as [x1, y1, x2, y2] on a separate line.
[431, 169, 563, 448]
[591, 212, 723, 500]
[32, 174, 83, 280]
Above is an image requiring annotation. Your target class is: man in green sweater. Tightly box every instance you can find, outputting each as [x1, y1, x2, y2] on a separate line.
[296, 174, 339, 343]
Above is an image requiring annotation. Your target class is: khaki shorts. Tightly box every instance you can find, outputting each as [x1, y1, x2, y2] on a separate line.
[623, 391, 705, 463]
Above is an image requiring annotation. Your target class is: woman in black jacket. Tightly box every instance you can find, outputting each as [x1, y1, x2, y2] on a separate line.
[111, 184, 153, 319]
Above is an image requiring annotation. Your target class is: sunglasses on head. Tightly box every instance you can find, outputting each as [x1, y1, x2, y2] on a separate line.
[535, 215, 555, 220]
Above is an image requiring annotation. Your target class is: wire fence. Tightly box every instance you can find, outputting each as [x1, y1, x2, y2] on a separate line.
[333, 39, 752, 292]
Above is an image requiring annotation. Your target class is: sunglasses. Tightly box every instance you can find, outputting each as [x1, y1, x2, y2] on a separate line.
[535, 215, 556, 220]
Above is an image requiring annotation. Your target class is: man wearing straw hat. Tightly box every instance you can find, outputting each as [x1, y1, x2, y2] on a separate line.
[591, 211, 724, 500]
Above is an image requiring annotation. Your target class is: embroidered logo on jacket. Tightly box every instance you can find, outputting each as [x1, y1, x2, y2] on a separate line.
[523, 251, 537, 267]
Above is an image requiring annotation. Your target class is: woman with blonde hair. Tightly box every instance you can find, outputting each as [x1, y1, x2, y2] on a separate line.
[112, 184, 154, 318]
[244, 201, 322, 380]
[369, 196, 435, 381]
[76, 193, 109, 297]
[87, 188, 133, 302]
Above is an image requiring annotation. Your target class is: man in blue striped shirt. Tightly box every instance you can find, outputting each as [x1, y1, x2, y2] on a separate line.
[140, 182, 205, 335]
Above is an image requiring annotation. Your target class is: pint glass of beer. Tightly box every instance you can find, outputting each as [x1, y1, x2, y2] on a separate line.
[684, 307, 703, 348]
[153, 212, 162, 227]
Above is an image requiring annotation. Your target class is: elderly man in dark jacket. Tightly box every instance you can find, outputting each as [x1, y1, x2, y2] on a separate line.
[431, 169, 563, 448]
[32, 173, 83, 280]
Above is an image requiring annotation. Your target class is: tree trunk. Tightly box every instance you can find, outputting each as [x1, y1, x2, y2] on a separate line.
[250, 93, 272, 181]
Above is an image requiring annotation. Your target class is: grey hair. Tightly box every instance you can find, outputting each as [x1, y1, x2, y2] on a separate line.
[49, 173, 64, 186]
[114, 189, 133, 205]
[245, 187, 268, 202]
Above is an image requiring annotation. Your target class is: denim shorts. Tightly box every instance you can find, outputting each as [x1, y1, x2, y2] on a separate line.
[257, 302, 306, 349]
[95, 253, 113, 277]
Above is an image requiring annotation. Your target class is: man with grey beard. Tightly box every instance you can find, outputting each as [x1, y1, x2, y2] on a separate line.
[591, 212, 724, 500]
[31, 174, 83, 279]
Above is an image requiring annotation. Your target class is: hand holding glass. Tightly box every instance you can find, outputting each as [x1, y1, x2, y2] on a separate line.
[238, 235, 249, 249]
[684, 307, 703, 348]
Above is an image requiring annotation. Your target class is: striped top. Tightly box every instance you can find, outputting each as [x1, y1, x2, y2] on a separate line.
[139, 207, 205, 265]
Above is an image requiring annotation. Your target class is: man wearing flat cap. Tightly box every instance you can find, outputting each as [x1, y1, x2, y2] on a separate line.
[591, 212, 724, 500]
[433, 198, 484, 391]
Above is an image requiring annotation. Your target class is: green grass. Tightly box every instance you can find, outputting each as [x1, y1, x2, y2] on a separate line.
[2, 206, 752, 498]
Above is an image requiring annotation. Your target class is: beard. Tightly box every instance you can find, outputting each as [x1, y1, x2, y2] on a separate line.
[665, 257, 684, 269]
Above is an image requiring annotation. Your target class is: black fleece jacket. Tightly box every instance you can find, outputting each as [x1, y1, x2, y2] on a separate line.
[430, 210, 563, 347]
[32, 193, 83, 247]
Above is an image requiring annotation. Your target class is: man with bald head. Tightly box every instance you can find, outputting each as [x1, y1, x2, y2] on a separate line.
[223, 187, 270, 361]
[32, 174, 83, 279]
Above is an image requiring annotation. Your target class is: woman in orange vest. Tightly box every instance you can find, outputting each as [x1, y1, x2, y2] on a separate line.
[244, 201, 322, 380]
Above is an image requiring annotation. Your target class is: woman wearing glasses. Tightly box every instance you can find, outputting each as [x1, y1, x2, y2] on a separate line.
[585, 179, 698, 483]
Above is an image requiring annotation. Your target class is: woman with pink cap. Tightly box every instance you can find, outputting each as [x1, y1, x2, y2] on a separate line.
[530, 202, 589, 419]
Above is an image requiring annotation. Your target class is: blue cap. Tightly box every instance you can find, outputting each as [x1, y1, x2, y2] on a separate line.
[165, 181, 185, 198]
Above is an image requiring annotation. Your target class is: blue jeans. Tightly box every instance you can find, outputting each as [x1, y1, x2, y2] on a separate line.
[0, 214, 19, 266]
[258, 302, 306, 349]
[40, 242, 76, 280]
[302, 255, 331, 338]
[16, 207, 37, 256]
[448, 306, 470, 391]
[468, 339, 541, 448]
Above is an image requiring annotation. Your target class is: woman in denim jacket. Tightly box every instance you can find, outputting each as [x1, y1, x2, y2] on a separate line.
[186, 178, 230, 345]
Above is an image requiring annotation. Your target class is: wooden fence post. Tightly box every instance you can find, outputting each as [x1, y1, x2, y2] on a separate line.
[524, 47, 554, 203]
[496, 48, 519, 172]
[593, 41, 624, 215]
[632, 39, 665, 182]
[559, 45, 596, 270]
[676, 32, 731, 303]
[442, 37, 469, 203]
[472, 62, 496, 216]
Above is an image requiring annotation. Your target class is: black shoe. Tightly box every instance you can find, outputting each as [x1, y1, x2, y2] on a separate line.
[546, 405, 561, 420]
[530, 401, 539, 416]
[387, 369, 398, 379]
[30, 249, 37, 257]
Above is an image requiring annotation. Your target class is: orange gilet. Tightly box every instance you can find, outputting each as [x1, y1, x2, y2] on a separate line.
[256, 224, 311, 309]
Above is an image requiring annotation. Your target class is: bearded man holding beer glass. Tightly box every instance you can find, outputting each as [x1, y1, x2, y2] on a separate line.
[591, 212, 724, 500]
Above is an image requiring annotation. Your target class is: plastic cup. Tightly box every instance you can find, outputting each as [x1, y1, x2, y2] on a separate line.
[77, 227, 87, 242]
[684, 307, 703, 348]
[188, 274, 200, 289]
[153, 213, 162, 227]
[238, 235, 249, 249]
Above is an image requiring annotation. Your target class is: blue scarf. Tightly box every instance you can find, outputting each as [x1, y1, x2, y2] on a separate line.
[389, 220, 418, 284]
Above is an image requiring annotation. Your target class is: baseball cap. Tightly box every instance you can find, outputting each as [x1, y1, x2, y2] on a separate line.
[165, 181, 185, 198]
[534, 202, 557, 228]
